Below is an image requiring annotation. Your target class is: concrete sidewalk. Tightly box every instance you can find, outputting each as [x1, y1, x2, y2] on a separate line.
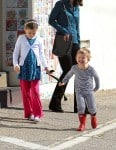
[0, 88, 116, 150]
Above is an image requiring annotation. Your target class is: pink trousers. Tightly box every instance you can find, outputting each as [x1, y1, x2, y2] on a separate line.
[20, 80, 44, 118]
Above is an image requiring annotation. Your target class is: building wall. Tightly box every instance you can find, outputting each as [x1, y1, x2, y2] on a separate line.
[0, 0, 116, 89]
[80, 0, 116, 89]
[1, 0, 32, 86]
[0, 0, 3, 70]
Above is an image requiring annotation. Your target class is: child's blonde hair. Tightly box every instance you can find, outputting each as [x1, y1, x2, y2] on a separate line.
[24, 19, 38, 29]
[76, 47, 91, 61]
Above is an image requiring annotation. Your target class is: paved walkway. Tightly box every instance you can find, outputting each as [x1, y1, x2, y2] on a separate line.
[0, 88, 116, 150]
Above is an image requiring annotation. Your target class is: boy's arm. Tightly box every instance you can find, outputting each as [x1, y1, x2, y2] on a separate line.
[92, 68, 100, 91]
[61, 67, 74, 84]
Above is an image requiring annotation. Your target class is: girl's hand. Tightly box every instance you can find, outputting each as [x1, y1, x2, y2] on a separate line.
[59, 82, 65, 86]
[14, 65, 20, 73]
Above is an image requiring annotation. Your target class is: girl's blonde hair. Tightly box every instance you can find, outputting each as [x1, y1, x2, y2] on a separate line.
[76, 48, 91, 61]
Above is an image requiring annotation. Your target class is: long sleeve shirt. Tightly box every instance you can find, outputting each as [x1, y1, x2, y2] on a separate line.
[13, 34, 48, 68]
[49, 0, 80, 44]
[62, 65, 100, 92]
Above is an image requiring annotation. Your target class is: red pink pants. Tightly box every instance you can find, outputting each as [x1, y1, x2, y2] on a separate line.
[20, 80, 44, 118]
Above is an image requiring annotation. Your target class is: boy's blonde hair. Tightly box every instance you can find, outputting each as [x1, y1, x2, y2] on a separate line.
[76, 47, 91, 61]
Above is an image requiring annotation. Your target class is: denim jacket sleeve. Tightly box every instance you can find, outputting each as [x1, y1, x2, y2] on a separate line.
[76, 13, 80, 44]
[49, 1, 69, 35]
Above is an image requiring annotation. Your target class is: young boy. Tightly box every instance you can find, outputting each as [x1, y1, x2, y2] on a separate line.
[59, 48, 100, 131]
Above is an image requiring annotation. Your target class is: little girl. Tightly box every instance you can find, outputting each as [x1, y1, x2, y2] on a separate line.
[13, 19, 50, 122]
[59, 48, 100, 131]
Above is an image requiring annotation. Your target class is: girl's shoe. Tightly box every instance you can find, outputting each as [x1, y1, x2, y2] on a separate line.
[28, 114, 35, 121]
[34, 117, 41, 122]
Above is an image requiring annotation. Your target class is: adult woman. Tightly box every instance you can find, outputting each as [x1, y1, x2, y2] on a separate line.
[49, 0, 83, 112]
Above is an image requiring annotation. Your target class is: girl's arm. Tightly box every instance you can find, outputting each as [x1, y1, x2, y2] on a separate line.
[13, 36, 21, 73]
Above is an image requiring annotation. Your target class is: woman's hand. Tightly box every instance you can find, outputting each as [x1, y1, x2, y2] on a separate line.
[14, 65, 20, 73]
[45, 67, 51, 75]
[59, 82, 65, 86]
[64, 34, 70, 42]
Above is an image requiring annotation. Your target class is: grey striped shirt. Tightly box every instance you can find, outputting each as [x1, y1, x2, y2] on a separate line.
[62, 65, 100, 92]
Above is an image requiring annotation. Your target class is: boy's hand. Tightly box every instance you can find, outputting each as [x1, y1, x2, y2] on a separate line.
[14, 65, 20, 73]
[59, 82, 65, 86]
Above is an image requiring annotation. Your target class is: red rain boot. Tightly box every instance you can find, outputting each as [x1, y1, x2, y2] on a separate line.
[77, 114, 86, 131]
[91, 115, 97, 129]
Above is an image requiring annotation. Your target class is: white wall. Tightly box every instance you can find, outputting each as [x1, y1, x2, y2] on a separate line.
[80, 0, 116, 89]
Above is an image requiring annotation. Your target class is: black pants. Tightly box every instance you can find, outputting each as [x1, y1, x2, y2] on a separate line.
[49, 43, 80, 112]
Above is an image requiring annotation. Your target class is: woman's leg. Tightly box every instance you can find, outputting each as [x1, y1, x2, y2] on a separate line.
[20, 80, 33, 118]
[49, 54, 72, 112]
[49, 43, 80, 113]
[30, 80, 44, 118]
[71, 43, 80, 113]
[71, 43, 80, 65]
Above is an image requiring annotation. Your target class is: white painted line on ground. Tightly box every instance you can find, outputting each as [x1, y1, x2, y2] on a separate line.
[0, 119, 116, 150]
[0, 136, 50, 150]
[51, 119, 116, 150]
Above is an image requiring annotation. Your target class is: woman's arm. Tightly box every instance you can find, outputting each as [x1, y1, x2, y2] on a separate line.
[49, 1, 69, 34]
[76, 8, 80, 45]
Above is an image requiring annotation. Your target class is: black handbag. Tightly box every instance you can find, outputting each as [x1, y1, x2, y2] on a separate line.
[52, 34, 72, 57]
[52, 1, 73, 57]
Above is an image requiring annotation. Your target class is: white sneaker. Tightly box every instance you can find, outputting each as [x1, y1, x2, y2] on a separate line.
[34, 117, 41, 122]
[28, 114, 34, 121]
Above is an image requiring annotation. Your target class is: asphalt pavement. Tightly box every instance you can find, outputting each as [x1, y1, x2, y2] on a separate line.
[0, 87, 116, 150]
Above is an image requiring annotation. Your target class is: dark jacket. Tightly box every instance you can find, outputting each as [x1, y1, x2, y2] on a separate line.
[49, 0, 80, 44]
